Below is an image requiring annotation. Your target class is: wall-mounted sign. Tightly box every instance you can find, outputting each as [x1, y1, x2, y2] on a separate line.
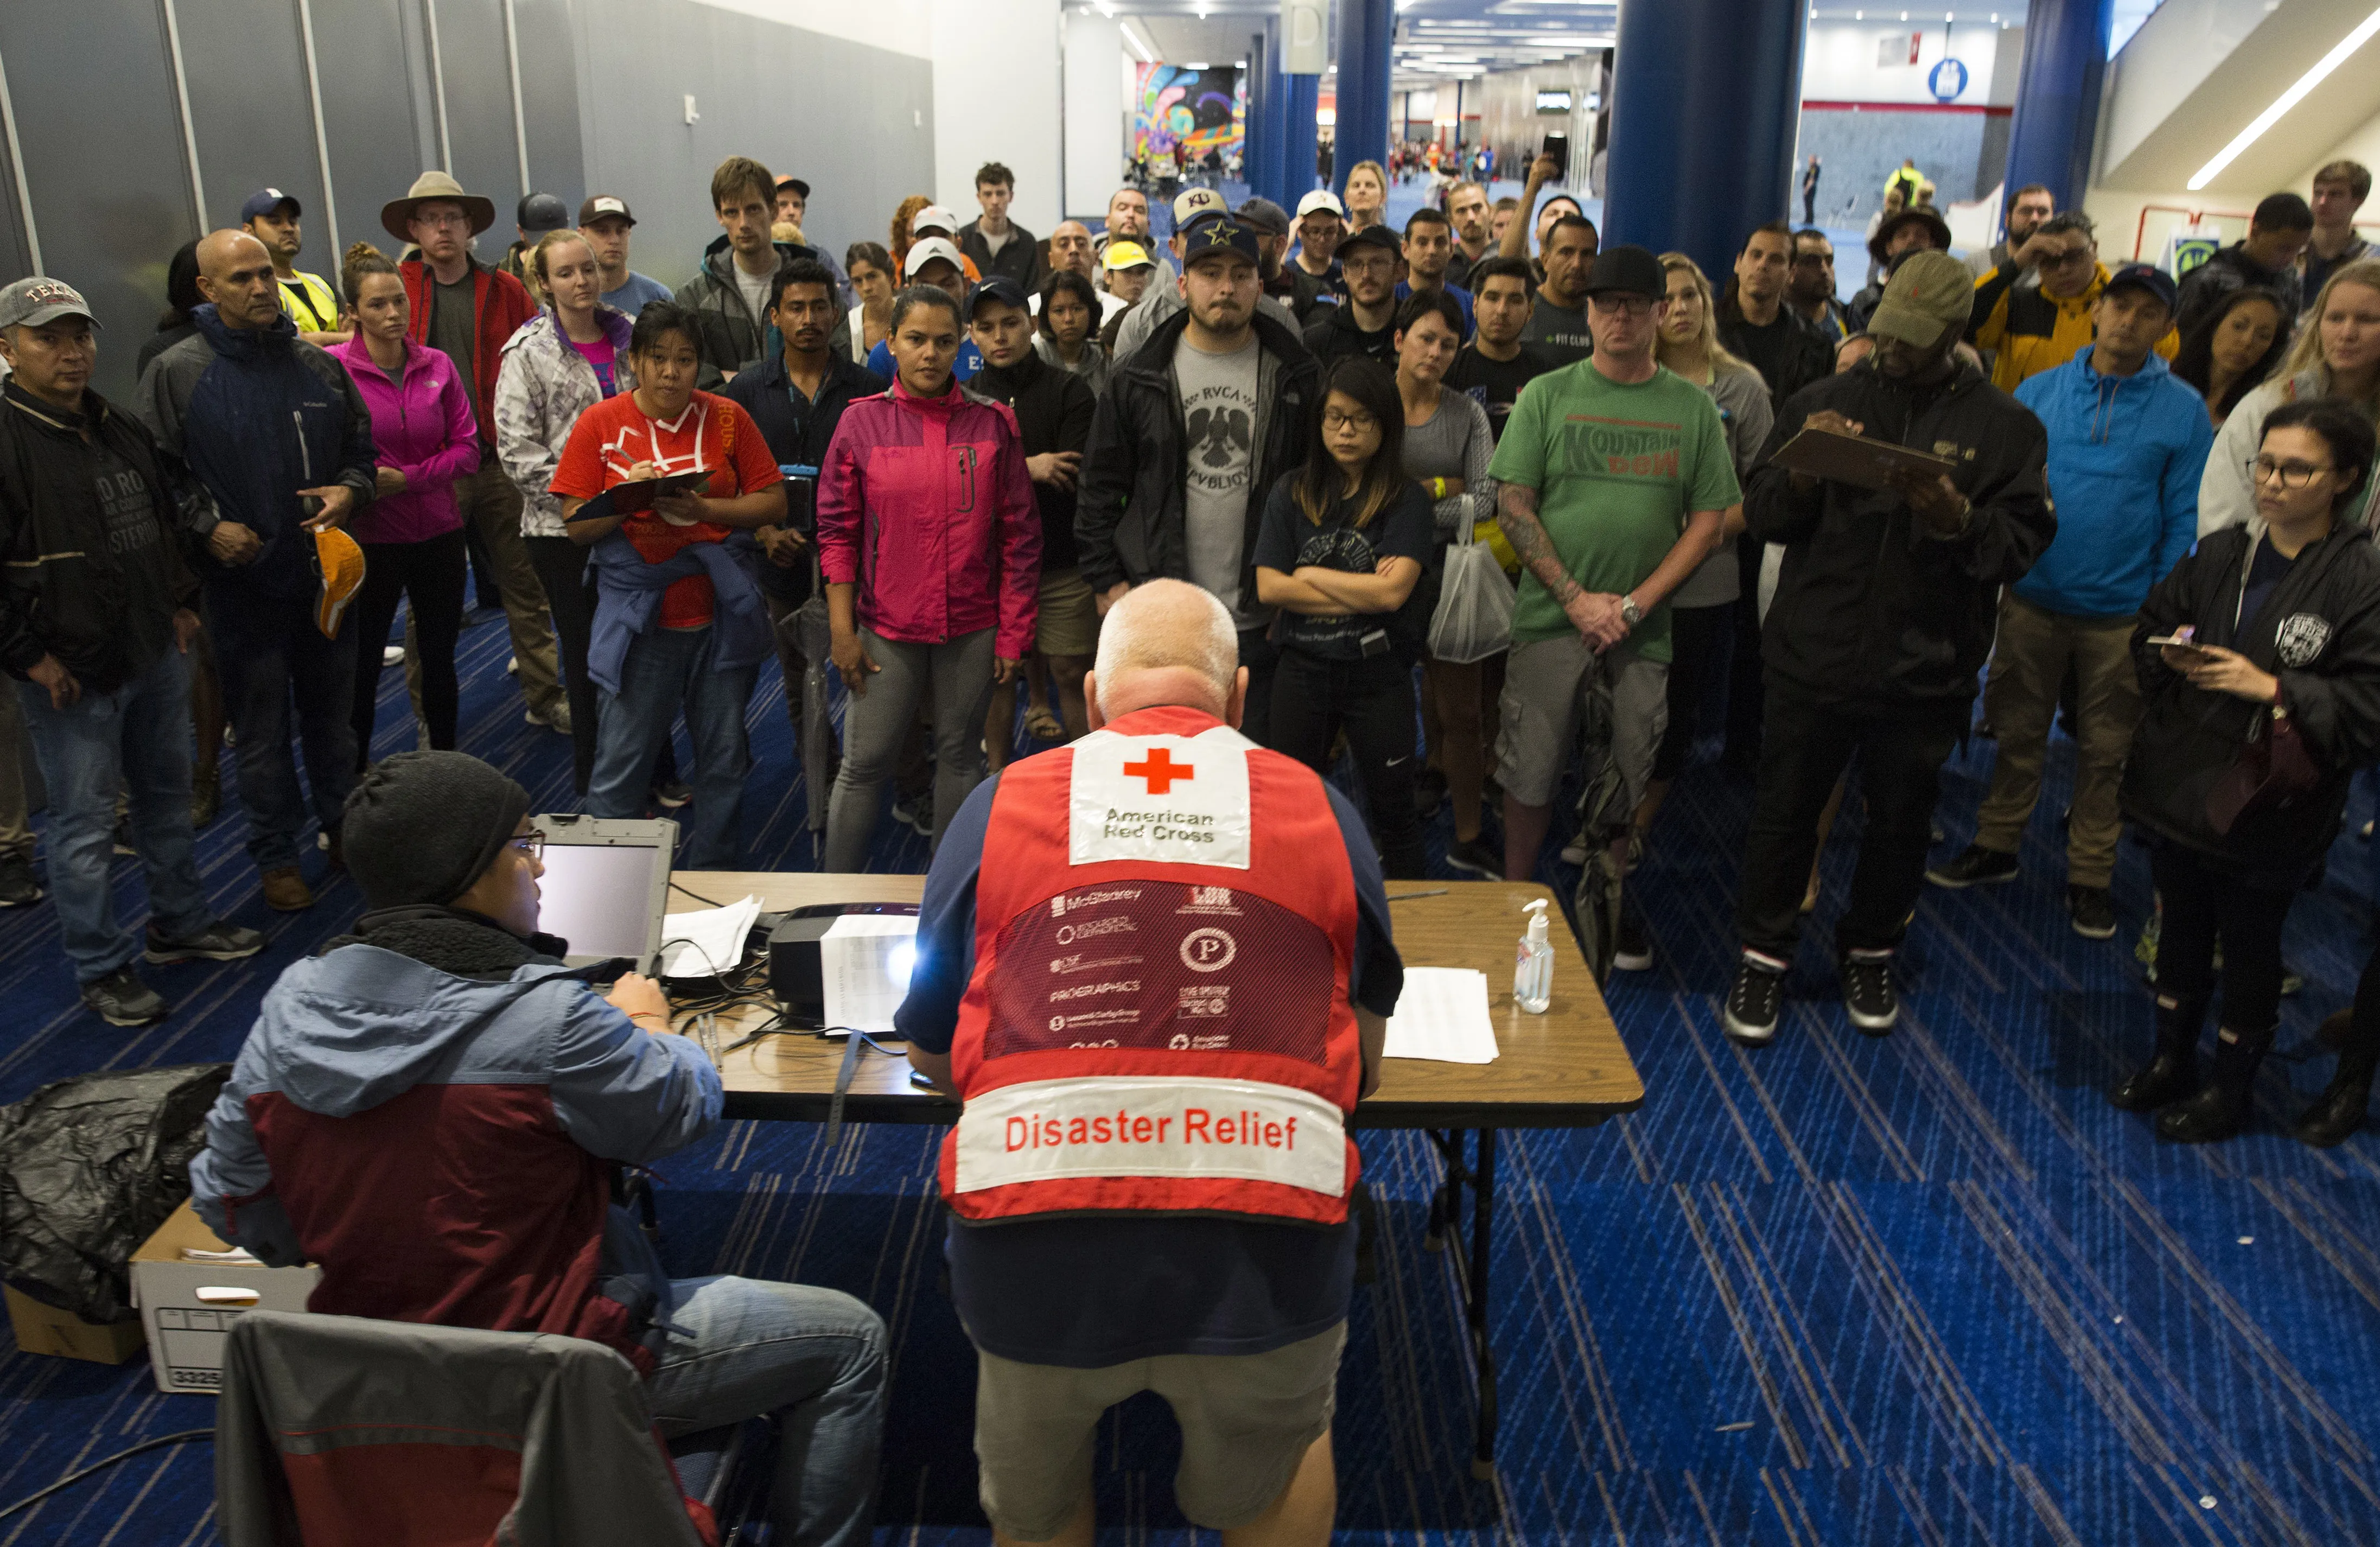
[1535, 89, 1572, 113]
[1928, 57, 1969, 100]
[1877, 30, 1921, 66]
[1282, 0, 1327, 73]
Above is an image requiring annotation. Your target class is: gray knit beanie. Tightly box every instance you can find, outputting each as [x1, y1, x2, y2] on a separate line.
[342, 752, 531, 909]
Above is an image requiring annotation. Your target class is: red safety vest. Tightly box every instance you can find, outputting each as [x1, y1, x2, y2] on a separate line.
[936, 704, 1364, 1226]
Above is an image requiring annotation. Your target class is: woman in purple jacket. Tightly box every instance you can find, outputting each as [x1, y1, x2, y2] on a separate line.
[331, 244, 480, 761]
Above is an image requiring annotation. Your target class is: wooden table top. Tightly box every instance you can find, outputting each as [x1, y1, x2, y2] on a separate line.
[685, 872, 1643, 1131]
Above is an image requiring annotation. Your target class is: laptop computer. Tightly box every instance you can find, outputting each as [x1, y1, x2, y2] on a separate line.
[531, 816, 676, 975]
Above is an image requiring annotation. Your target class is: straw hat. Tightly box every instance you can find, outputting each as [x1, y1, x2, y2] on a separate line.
[381, 170, 497, 243]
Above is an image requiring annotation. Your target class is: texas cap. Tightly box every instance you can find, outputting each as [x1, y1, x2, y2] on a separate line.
[0, 276, 99, 332]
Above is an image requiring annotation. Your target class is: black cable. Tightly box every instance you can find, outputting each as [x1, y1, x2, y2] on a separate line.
[669, 879, 728, 908]
[0, 1430, 214, 1521]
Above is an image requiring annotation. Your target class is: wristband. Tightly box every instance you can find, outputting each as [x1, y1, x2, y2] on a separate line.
[1428, 476, 1447, 500]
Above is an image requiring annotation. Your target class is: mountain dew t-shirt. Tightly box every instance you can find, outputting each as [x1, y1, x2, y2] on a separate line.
[1486, 360, 1740, 663]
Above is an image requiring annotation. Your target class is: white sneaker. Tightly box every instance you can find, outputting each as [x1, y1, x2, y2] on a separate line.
[1559, 836, 1588, 866]
[507, 656, 520, 676]
[380, 645, 404, 666]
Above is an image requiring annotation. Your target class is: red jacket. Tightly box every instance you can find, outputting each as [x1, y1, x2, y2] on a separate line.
[816, 377, 1040, 660]
[399, 257, 537, 446]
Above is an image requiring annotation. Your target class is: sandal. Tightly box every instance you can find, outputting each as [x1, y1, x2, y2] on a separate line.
[1023, 704, 1066, 742]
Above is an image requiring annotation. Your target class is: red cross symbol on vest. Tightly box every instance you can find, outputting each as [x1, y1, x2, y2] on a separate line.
[1122, 748, 1194, 795]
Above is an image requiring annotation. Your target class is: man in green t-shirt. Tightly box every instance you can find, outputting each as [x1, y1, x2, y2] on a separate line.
[1488, 245, 1739, 976]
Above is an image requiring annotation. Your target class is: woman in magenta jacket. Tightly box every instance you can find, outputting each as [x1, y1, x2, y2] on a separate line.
[816, 282, 1039, 868]
[330, 244, 480, 762]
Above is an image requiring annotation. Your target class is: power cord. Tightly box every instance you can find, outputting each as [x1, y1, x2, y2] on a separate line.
[0, 1430, 214, 1520]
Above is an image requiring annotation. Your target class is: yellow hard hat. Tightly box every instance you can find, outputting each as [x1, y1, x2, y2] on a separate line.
[313, 526, 366, 638]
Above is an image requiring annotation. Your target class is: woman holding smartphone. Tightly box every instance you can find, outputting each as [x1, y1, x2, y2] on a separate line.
[1254, 356, 1435, 879]
[2114, 399, 2380, 1143]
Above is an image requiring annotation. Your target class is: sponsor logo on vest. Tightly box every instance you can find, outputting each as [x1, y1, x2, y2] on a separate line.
[1180, 927, 1236, 971]
[954, 1076, 1347, 1196]
[1070, 728, 1254, 869]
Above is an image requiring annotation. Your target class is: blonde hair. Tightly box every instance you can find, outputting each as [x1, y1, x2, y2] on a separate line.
[1654, 253, 1759, 381]
[529, 228, 595, 295]
[1345, 161, 1388, 218]
[2283, 257, 2380, 384]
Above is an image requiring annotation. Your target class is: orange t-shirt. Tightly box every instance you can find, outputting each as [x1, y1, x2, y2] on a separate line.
[551, 390, 782, 628]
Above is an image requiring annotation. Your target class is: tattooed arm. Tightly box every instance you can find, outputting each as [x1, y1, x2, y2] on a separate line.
[1499, 481, 1626, 650]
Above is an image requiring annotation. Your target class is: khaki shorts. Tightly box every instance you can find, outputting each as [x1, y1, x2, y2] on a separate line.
[1493, 633, 1668, 810]
[1035, 566, 1101, 659]
[973, 1322, 1347, 1539]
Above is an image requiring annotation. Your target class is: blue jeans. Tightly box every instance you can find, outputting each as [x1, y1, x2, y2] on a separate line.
[15, 647, 212, 982]
[586, 625, 756, 870]
[208, 584, 356, 870]
[643, 1275, 886, 1547]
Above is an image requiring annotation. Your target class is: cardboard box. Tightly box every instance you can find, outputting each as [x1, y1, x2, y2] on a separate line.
[129, 1201, 321, 1395]
[5, 1283, 145, 1364]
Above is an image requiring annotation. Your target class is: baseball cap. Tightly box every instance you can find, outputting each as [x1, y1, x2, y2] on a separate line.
[239, 188, 302, 223]
[2103, 262, 2179, 314]
[0, 276, 99, 332]
[578, 194, 635, 227]
[1581, 245, 1665, 301]
[775, 175, 811, 201]
[1867, 250, 1975, 348]
[968, 276, 1032, 321]
[1295, 189, 1347, 220]
[1181, 218, 1261, 268]
[1173, 187, 1229, 228]
[1335, 224, 1401, 259]
[912, 205, 961, 237]
[903, 235, 967, 279]
[516, 193, 570, 235]
[1234, 197, 1290, 238]
[1103, 240, 1155, 272]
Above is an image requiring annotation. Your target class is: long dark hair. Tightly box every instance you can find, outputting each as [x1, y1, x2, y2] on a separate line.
[1296, 356, 1407, 529]
[2171, 285, 2290, 420]
[157, 240, 202, 331]
[629, 298, 701, 359]
[1038, 270, 1098, 339]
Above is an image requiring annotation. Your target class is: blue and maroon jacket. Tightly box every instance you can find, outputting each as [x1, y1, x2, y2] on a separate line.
[190, 916, 721, 1370]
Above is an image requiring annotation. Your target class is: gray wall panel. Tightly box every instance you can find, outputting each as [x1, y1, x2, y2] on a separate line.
[514, 0, 586, 215]
[313, 0, 439, 260]
[427, 0, 527, 254]
[176, 0, 324, 232]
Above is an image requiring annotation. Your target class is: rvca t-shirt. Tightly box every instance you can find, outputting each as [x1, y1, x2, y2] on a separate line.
[1251, 475, 1434, 659]
[1486, 360, 1741, 663]
[1174, 333, 1264, 627]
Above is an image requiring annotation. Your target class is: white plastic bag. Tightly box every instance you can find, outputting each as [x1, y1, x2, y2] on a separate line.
[1426, 515, 1516, 664]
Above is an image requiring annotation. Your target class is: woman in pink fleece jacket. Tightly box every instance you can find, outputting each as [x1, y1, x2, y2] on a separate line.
[329, 245, 480, 762]
[816, 282, 1039, 868]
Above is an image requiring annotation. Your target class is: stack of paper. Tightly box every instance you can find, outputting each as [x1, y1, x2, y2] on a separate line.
[822, 914, 921, 1034]
[1383, 967, 1501, 1064]
[659, 894, 762, 978]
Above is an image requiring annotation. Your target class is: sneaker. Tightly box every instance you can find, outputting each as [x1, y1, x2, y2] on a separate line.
[1924, 844, 2017, 889]
[1558, 835, 1589, 866]
[260, 866, 316, 913]
[892, 791, 935, 837]
[1840, 949, 1898, 1035]
[145, 920, 267, 965]
[652, 780, 693, 810]
[1722, 956, 1785, 1046]
[506, 655, 520, 676]
[1443, 834, 1501, 880]
[1412, 767, 1446, 821]
[2067, 884, 2117, 940]
[81, 966, 167, 1026]
[527, 701, 573, 735]
[381, 644, 405, 666]
[1612, 906, 1652, 972]
[0, 851, 40, 907]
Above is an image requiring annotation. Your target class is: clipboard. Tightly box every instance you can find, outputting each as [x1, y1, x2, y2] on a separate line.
[564, 470, 714, 525]
[1773, 425, 1957, 492]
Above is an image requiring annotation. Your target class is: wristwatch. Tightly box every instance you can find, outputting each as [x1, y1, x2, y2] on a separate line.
[1618, 593, 1643, 629]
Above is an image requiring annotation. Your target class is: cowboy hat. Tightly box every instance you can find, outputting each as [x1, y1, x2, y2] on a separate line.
[381, 170, 497, 243]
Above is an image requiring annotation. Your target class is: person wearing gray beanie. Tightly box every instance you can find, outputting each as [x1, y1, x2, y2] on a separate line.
[341, 750, 530, 911]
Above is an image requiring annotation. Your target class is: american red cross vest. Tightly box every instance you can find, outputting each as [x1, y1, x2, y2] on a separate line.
[936, 703, 1364, 1225]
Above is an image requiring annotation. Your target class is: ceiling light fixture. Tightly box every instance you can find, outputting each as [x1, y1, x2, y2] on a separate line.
[1119, 18, 1157, 62]
[2189, 2, 2380, 189]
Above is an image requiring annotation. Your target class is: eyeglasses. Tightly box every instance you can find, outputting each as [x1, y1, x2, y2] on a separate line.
[512, 829, 547, 862]
[1322, 409, 1378, 431]
[414, 211, 472, 232]
[2250, 456, 2336, 488]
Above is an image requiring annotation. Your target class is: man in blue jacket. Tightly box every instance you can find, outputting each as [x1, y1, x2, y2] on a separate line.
[1927, 265, 2213, 940]
[137, 229, 379, 913]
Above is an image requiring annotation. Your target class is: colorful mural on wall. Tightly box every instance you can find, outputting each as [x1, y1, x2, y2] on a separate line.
[1134, 63, 1244, 162]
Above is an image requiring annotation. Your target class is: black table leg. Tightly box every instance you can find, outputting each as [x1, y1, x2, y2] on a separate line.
[1468, 1127, 1498, 1481]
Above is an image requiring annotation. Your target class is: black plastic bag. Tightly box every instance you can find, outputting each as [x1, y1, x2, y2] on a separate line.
[0, 1063, 230, 1323]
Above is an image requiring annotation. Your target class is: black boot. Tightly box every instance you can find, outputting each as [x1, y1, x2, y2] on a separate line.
[2158, 1024, 2274, 1143]
[2294, 1043, 2379, 1148]
[2111, 992, 2207, 1111]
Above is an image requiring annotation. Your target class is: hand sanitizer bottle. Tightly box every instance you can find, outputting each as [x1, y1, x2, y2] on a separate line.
[1514, 899, 1553, 1014]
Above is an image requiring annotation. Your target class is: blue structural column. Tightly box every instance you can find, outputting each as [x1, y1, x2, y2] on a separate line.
[1248, 27, 1276, 206]
[1284, 72, 1321, 198]
[2002, 0, 2112, 212]
[1603, 0, 1807, 284]
[1334, 0, 1392, 193]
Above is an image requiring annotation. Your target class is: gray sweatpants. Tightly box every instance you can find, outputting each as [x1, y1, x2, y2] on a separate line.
[823, 627, 997, 872]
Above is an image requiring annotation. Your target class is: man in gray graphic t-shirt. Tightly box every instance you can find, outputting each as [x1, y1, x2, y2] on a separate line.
[1174, 334, 1260, 624]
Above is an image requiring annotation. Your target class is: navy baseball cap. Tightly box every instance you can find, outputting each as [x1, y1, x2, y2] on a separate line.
[2103, 262, 2179, 314]
[239, 188, 301, 222]
[967, 276, 1032, 321]
[516, 192, 570, 234]
[1181, 217, 1261, 268]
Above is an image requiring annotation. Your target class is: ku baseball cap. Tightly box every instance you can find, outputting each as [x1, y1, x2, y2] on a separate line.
[903, 235, 967, 279]
[968, 276, 1032, 321]
[1173, 186, 1229, 228]
[516, 192, 570, 235]
[1295, 189, 1346, 220]
[1181, 217, 1260, 268]
[1103, 240, 1155, 272]
[1581, 245, 1666, 300]
[0, 276, 99, 332]
[1868, 249, 1975, 348]
[2103, 262, 2179, 314]
[577, 194, 636, 227]
[912, 205, 962, 237]
[239, 188, 301, 223]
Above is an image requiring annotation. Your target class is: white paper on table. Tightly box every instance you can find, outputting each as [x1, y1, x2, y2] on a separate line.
[659, 894, 762, 978]
[822, 914, 921, 1034]
[1382, 967, 1500, 1064]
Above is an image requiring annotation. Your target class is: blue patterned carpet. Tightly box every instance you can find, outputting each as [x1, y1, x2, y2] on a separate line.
[4, 598, 2379, 1546]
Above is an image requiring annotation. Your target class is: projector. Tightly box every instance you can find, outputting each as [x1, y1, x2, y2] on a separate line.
[767, 903, 919, 1028]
